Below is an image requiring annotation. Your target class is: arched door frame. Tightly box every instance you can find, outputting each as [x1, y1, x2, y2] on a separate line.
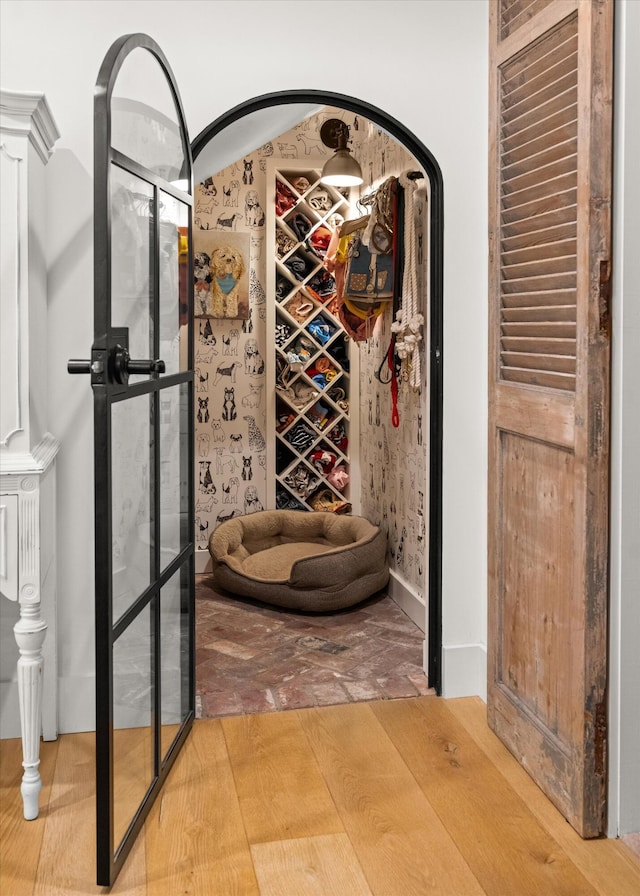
[192, 90, 444, 693]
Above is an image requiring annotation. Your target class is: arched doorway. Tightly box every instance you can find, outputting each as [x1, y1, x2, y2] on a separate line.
[191, 90, 444, 693]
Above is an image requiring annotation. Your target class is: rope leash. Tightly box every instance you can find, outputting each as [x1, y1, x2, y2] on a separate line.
[391, 172, 424, 391]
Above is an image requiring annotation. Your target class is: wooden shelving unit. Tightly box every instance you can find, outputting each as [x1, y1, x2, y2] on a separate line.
[266, 160, 360, 513]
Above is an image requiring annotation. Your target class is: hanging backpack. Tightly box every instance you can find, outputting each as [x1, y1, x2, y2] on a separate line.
[344, 231, 394, 303]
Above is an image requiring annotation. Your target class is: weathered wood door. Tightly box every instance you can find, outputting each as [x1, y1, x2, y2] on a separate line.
[487, 0, 613, 837]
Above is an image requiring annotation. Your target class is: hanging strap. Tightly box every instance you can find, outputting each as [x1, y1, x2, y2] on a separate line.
[390, 181, 401, 427]
[374, 332, 400, 389]
[376, 345, 392, 384]
[388, 336, 400, 428]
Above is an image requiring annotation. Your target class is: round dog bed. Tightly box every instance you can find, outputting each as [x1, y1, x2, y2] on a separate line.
[207, 509, 389, 612]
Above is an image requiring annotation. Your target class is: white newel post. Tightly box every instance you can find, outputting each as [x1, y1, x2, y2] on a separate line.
[0, 91, 60, 820]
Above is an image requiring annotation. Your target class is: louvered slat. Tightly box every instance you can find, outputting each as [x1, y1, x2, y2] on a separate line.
[501, 220, 576, 253]
[501, 336, 576, 355]
[502, 352, 576, 374]
[502, 288, 576, 308]
[502, 254, 576, 281]
[501, 170, 577, 209]
[502, 305, 576, 322]
[502, 272, 575, 295]
[500, 0, 555, 40]
[503, 152, 576, 194]
[502, 237, 576, 266]
[498, 14, 578, 391]
[501, 321, 575, 338]
[501, 205, 577, 239]
[501, 367, 575, 390]
[501, 187, 576, 226]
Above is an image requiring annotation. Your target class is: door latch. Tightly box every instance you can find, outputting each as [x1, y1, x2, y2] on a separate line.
[67, 348, 107, 384]
[110, 344, 165, 385]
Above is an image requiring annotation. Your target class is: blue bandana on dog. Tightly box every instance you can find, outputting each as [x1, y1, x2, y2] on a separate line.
[216, 274, 236, 294]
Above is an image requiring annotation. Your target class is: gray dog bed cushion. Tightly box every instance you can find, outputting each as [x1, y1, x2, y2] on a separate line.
[208, 509, 389, 612]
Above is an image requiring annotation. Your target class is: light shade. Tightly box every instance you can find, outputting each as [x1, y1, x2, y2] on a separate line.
[321, 149, 363, 187]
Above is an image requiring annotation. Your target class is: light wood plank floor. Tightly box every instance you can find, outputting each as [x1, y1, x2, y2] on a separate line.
[1, 697, 639, 895]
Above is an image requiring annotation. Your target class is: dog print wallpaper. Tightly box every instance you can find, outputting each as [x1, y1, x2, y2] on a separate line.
[193, 108, 428, 603]
[353, 119, 430, 598]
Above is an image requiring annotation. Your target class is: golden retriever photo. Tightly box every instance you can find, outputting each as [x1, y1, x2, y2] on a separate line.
[194, 230, 250, 319]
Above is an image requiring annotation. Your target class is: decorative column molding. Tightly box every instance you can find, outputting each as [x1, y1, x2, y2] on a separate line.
[0, 89, 59, 821]
[0, 433, 60, 475]
[0, 91, 59, 455]
[0, 90, 59, 164]
[0, 137, 24, 449]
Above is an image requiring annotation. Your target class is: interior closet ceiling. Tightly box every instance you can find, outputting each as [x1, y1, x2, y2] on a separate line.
[193, 102, 323, 181]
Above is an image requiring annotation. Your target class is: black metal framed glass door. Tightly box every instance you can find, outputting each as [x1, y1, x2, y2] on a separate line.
[69, 33, 195, 887]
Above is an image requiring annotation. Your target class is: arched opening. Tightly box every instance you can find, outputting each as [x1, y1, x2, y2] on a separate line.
[191, 90, 443, 696]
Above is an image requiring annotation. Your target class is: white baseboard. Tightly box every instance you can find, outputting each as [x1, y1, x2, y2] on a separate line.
[442, 643, 487, 700]
[387, 570, 426, 632]
[196, 548, 212, 574]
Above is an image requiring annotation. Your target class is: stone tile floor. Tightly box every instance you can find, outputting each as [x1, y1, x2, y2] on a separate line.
[196, 574, 434, 719]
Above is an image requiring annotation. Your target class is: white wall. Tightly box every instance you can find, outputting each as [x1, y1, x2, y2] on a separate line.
[1, 0, 637, 836]
[609, 0, 640, 837]
[0, 0, 489, 730]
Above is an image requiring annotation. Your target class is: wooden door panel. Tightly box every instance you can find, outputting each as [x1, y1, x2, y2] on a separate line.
[488, 0, 612, 838]
[499, 433, 575, 739]
[495, 385, 574, 446]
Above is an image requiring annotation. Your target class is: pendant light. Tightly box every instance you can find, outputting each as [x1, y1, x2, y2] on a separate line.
[319, 119, 363, 187]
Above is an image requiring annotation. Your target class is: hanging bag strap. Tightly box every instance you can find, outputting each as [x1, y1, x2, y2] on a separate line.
[375, 180, 401, 425]
[389, 180, 402, 427]
[388, 337, 400, 428]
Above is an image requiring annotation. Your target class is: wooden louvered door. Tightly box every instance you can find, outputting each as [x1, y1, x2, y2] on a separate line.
[487, 0, 613, 837]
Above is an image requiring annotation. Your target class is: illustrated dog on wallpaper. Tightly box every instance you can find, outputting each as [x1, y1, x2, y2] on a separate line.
[245, 190, 265, 226]
[205, 246, 246, 318]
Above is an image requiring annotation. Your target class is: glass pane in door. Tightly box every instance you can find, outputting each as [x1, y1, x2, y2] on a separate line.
[111, 47, 188, 183]
[111, 394, 152, 624]
[112, 603, 154, 851]
[159, 191, 190, 376]
[110, 166, 153, 383]
[160, 567, 190, 762]
[159, 383, 189, 566]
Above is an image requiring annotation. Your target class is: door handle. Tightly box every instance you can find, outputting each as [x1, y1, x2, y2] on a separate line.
[67, 346, 164, 384]
[111, 344, 165, 385]
[126, 358, 166, 375]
